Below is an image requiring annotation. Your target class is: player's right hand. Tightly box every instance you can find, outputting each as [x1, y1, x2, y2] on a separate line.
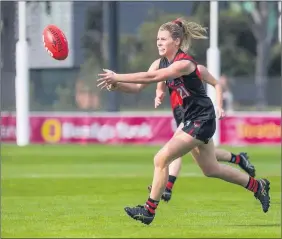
[216, 106, 226, 120]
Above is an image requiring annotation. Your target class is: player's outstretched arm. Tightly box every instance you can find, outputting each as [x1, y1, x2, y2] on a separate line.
[99, 59, 160, 93]
[97, 60, 192, 86]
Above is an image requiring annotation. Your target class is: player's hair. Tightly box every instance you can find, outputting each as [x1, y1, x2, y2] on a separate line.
[159, 18, 208, 52]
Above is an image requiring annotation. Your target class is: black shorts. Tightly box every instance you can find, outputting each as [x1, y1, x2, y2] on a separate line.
[182, 118, 216, 144]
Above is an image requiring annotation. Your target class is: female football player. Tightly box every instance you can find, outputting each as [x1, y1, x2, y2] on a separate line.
[147, 67, 255, 203]
[97, 18, 270, 225]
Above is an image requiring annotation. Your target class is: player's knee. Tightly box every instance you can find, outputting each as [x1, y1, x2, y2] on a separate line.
[202, 164, 221, 178]
[153, 151, 170, 169]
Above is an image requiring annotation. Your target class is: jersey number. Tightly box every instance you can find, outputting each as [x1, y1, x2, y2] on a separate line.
[176, 85, 190, 99]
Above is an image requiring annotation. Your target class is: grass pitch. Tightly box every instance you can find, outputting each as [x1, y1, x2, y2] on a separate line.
[1, 145, 281, 238]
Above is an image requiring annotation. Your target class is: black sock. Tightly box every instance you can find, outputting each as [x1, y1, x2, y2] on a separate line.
[166, 175, 177, 191]
[230, 153, 240, 164]
[145, 197, 159, 214]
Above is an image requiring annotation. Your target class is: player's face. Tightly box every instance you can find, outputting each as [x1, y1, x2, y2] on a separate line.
[157, 30, 178, 57]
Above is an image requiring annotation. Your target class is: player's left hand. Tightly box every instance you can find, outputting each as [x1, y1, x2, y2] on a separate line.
[154, 90, 165, 108]
[97, 69, 117, 89]
[216, 107, 225, 120]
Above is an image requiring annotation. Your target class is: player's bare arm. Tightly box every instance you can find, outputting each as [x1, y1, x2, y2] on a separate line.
[99, 59, 161, 93]
[97, 60, 194, 85]
[155, 82, 166, 108]
[197, 65, 225, 119]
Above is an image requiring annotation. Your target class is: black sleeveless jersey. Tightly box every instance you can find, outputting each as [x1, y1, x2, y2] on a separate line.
[159, 50, 216, 122]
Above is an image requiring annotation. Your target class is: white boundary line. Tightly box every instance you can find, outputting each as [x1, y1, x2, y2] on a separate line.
[2, 171, 280, 179]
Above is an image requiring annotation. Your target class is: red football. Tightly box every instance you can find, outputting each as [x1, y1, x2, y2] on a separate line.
[42, 24, 69, 60]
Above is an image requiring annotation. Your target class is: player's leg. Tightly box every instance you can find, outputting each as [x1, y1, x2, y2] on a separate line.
[149, 148, 255, 204]
[163, 113, 184, 196]
[161, 122, 183, 200]
[215, 148, 256, 177]
[150, 129, 254, 204]
[157, 149, 255, 203]
[191, 139, 270, 213]
[148, 122, 183, 201]
[148, 157, 182, 202]
[164, 148, 256, 193]
[125, 128, 203, 225]
[168, 157, 182, 185]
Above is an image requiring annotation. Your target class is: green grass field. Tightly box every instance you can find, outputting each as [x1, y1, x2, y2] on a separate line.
[1, 145, 281, 238]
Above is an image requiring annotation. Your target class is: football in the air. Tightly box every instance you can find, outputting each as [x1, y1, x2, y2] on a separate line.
[42, 24, 69, 60]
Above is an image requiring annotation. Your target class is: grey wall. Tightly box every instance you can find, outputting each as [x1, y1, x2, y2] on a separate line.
[1, 1, 16, 110]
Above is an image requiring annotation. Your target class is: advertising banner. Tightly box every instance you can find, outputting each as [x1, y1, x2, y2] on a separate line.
[1, 113, 280, 145]
[1, 114, 176, 144]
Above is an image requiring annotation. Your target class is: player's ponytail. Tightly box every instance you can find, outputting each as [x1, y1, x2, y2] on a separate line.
[160, 18, 208, 53]
[179, 19, 208, 52]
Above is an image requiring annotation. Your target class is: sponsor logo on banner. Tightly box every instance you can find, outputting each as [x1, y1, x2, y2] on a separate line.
[61, 122, 152, 142]
[41, 119, 62, 143]
[220, 115, 281, 145]
[38, 117, 156, 143]
[237, 122, 280, 139]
